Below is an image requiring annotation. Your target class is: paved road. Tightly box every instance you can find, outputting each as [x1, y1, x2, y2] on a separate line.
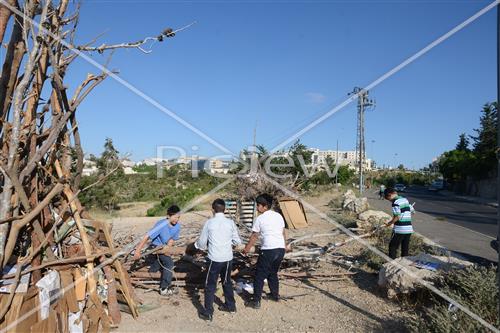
[402, 186, 497, 239]
[367, 186, 497, 264]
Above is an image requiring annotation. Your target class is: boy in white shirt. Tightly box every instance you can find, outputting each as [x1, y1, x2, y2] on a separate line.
[243, 193, 287, 309]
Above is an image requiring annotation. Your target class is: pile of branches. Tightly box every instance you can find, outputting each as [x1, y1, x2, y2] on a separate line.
[124, 222, 356, 292]
[235, 172, 287, 201]
[0, 1, 177, 332]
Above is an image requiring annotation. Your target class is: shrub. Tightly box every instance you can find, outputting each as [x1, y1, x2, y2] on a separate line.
[408, 266, 498, 332]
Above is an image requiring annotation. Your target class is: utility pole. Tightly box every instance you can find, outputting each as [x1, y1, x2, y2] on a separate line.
[251, 121, 258, 173]
[349, 87, 375, 194]
[253, 121, 257, 156]
[336, 139, 339, 185]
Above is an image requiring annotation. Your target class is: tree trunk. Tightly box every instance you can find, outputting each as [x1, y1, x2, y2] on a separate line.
[0, 0, 16, 45]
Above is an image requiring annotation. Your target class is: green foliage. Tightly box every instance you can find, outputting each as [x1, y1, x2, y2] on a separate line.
[373, 170, 429, 188]
[79, 139, 224, 214]
[455, 133, 470, 152]
[79, 138, 124, 210]
[236, 140, 354, 190]
[438, 149, 476, 184]
[438, 102, 498, 186]
[288, 140, 313, 176]
[146, 171, 221, 216]
[132, 164, 157, 173]
[307, 160, 355, 186]
[408, 266, 498, 333]
[471, 102, 498, 176]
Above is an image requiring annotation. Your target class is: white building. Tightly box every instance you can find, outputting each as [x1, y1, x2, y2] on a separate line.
[82, 159, 98, 176]
[309, 148, 372, 171]
[121, 159, 136, 168]
[140, 158, 170, 166]
[207, 158, 230, 174]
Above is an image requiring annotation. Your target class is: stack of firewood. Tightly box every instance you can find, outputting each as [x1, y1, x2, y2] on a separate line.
[124, 230, 357, 293]
[0, 1, 179, 332]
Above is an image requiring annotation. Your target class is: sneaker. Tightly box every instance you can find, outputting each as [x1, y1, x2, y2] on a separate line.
[198, 312, 213, 321]
[159, 287, 178, 296]
[218, 304, 237, 313]
[245, 300, 261, 309]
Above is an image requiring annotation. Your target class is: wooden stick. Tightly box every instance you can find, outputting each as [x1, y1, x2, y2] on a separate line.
[101, 221, 139, 317]
[54, 160, 101, 307]
[102, 257, 121, 325]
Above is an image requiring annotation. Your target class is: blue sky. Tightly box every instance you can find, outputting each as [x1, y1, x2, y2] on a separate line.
[64, 0, 496, 169]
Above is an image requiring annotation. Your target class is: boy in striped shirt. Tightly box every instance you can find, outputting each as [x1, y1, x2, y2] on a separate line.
[384, 188, 414, 259]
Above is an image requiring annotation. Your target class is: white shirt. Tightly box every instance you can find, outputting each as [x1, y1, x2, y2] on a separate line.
[195, 213, 242, 262]
[252, 210, 285, 250]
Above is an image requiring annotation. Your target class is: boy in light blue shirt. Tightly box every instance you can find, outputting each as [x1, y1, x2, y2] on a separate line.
[133, 205, 181, 295]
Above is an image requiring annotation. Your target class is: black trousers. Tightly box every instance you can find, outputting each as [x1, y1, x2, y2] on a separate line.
[389, 233, 411, 259]
[204, 259, 235, 315]
[253, 248, 285, 302]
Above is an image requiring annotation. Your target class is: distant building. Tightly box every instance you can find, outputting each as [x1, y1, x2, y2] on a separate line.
[121, 159, 136, 168]
[123, 166, 137, 175]
[137, 155, 231, 174]
[309, 148, 372, 171]
[140, 158, 170, 166]
[207, 158, 230, 174]
[82, 159, 98, 176]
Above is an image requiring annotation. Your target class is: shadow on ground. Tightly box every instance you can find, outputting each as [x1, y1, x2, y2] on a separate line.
[301, 279, 409, 332]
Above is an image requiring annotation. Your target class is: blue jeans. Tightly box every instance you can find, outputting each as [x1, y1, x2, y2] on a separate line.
[149, 254, 174, 289]
[253, 248, 285, 302]
[203, 259, 235, 315]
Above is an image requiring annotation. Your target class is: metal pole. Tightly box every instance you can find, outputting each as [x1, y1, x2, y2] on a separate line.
[359, 91, 365, 194]
[336, 139, 339, 185]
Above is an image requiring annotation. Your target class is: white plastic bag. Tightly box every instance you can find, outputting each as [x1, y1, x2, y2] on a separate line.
[36, 270, 61, 320]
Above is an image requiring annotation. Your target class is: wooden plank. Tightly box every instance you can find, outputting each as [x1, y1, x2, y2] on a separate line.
[85, 305, 99, 333]
[285, 201, 308, 228]
[30, 309, 57, 333]
[102, 263, 121, 325]
[279, 200, 308, 229]
[59, 270, 79, 313]
[1, 293, 24, 333]
[279, 201, 296, 229]
[72, 268, 86, 301]
[100, 223, 139, 318]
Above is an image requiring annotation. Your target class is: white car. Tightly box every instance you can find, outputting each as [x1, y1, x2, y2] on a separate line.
[394, 183, 406, 192]
[428, 180, 444, 191]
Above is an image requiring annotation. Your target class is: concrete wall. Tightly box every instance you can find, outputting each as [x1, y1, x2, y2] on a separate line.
[465, 177, 497, 199]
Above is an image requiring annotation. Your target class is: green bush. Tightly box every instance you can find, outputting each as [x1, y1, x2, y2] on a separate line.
[79, 163, 224, 215]
[408, 266, 498, 332]
[373, 170, 430, 188]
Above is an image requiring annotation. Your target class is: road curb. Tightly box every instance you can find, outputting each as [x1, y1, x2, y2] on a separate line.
[438, 191, 498, 208]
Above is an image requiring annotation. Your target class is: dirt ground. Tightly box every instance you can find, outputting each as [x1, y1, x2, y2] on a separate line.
[105, 191, 410, 332]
